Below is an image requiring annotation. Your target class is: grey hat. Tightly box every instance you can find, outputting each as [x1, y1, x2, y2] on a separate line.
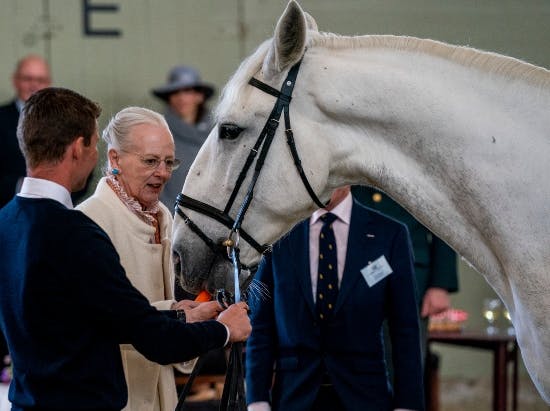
[152, 65, 215, 101]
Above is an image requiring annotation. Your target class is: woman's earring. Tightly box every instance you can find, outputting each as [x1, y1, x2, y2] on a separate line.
[112, 168, 120, 175]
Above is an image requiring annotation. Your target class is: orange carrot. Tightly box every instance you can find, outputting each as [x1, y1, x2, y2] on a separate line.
[195, 290, 211, 302]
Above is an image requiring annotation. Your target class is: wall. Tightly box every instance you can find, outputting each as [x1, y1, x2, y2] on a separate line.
[1, 0, 549, 380]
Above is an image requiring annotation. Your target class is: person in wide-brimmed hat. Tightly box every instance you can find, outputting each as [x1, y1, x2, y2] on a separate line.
[152, 65, 214, 132]
[151, 65, 216, 210]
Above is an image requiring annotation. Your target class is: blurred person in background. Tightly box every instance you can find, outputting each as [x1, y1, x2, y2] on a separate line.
[0, 55, 51, 373]
[0, 55, 51, 209]
[151, 65, 215, 210]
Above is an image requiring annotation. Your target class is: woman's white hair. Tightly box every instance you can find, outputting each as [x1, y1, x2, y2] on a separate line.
[102, 106, 172, 173]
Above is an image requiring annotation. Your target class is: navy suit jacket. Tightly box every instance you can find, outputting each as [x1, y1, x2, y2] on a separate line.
[351, 186, 458, 299]
[246, 199, 424, 411]
[0, 100, 26, 208]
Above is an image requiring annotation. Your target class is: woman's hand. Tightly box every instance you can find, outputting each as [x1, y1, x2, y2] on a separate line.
[172, 300, 224, 323]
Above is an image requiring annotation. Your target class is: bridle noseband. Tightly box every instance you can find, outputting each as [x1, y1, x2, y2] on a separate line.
[175, 57, 325, 285]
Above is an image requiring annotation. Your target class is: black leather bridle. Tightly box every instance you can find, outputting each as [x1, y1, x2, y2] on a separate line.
[175, 58, 325, 283]
[174, 58, 326, 411]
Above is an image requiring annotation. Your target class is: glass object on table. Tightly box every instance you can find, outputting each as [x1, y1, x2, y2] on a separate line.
[483, 298, 501, 335]
[503, 307, 515, 336]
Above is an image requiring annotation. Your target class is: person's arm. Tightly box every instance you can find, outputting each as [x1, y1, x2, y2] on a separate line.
[172, 299, 224, 323]
[246, 254, 277, 407]
[71, 222, 243, 364]
[427, 235, 458, 292]
[422, 235, 458, 317]
[421, 287, 451, 317]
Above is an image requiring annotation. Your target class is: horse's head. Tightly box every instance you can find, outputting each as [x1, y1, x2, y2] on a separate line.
[172, 1, 330, 296]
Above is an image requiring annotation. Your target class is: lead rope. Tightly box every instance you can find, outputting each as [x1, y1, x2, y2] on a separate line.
[219, 247, 247, 411]
[174, 355, 205, 411]
[174, 253, 246, 411]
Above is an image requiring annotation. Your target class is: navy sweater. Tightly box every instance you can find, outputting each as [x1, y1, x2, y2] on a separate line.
[0, 197, 227, 411]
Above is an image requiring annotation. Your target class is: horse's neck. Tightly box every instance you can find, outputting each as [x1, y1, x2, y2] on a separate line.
[303, 41, 550, 295]
[305, 41, 550, 197]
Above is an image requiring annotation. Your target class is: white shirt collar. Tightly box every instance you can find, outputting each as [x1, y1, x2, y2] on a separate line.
[15, 99, 24, 113]
[310, 192, 353, 226]
[18, 177, 74, 209]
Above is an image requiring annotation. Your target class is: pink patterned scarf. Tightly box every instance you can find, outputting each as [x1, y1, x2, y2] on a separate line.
[106, 175, 161, 240]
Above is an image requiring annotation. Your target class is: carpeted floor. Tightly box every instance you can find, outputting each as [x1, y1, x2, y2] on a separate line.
[176, 376, 550, 411]
[179, 378, 550, 411]
[438, 376, 549, 411]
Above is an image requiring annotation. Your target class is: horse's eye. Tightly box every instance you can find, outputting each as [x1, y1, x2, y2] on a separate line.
[219, 123, 244, 140]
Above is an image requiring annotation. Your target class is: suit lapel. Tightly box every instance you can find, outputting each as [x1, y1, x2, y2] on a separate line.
[335, 201, 372, 313]
[288, 221, 316, 316]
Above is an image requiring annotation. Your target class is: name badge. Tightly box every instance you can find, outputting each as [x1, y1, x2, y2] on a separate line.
[361, 255, 393, 287]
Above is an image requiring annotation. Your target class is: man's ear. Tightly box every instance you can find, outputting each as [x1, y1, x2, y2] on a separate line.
[71, 136, 86, 161]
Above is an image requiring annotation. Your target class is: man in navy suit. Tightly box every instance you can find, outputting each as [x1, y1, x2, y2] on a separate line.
[246, 186, 424, 411]
[0, 55, 51, 209]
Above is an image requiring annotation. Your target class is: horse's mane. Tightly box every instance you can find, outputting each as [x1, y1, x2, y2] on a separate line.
[309, 32, 550, 88]
[216, 30, 549, 120]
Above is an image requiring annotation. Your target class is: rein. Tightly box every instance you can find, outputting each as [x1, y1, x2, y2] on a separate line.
[174, 57, 325, 411]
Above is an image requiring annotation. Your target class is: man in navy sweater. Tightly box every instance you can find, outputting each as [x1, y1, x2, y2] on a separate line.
[0, 87, 251, 411]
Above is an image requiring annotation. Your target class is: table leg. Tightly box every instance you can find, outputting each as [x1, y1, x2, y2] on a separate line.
[511, 342, 518, 411]
[494, 342, 508, 411]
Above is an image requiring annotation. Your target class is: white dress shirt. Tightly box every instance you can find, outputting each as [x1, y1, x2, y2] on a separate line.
[18, 177, 73, 209]
[309, 192, 352, 301]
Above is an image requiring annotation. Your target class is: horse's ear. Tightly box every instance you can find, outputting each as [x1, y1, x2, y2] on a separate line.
[263, 1, 307, 80]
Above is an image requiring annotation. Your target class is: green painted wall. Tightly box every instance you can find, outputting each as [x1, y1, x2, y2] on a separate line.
[1, 0, 549, 381]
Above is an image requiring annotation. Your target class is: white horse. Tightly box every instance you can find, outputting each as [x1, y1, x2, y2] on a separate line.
[172, 0, 550, 402]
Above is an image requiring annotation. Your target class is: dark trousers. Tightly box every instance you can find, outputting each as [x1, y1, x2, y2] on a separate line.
[311, 384, 344, 411]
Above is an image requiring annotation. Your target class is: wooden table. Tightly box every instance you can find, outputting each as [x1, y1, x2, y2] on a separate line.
[428, 330, 518, 411]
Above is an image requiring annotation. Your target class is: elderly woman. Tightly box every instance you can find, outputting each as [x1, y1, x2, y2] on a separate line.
[77, 107, 220, 411]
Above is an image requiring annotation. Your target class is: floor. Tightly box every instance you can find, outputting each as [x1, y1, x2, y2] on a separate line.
[3, 376, 549, 411]
[438, 376, 550, 411]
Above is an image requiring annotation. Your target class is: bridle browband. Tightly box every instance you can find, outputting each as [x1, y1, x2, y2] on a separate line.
[175, 57, 325, 273]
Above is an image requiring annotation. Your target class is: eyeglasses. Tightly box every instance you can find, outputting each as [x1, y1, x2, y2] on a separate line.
[15, 75, 51, 85]
[121, 149, 181, 172]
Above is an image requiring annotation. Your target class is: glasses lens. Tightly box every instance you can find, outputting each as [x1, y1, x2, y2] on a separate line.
[142, 158, 161, 168]
[169, 159, 181, 171]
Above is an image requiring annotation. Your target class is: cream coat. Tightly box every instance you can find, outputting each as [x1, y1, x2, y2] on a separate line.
[78, 178, 178, 411]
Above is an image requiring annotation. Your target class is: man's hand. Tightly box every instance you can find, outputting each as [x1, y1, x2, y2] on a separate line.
[217, 302, 251, 343]
[172, 300, 224, 323]
[421, 287, 451, 318]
